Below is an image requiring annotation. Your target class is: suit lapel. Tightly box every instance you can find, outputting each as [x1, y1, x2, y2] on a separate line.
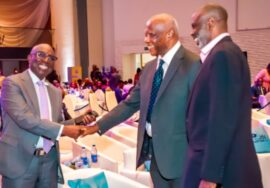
[155, 47, 184, 102]
[20, 71, 40, 116]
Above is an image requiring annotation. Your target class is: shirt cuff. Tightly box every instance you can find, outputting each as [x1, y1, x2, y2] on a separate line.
[56, 125, 64, 140]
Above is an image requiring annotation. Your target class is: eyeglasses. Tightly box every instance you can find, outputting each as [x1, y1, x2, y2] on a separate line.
[31, 51, 58, 62]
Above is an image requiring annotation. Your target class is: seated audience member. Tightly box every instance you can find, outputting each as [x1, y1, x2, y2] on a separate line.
[255, 63, 270, 92]
[101, 78, 109, 92]
[251, 79, 267, 108]
[123, 78, 134, 99]
[108, 71, 123, 103]
[0, 70, 5, 90]
[77, 79, 83, 89]
[82, 78, 92, 89]
[46, 69, 60, 83]
[90, 64, 102, 82]
[69, 80, 79, 90]
[123, 79, 134, 94]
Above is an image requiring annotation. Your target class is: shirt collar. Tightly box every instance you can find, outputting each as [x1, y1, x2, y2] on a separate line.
[159, 41, 181, 65]
[200, 33, 230, 63]
[28, 69, 48, 85]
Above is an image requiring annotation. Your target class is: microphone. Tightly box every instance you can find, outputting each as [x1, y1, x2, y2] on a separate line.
[75, 110, 99, 125]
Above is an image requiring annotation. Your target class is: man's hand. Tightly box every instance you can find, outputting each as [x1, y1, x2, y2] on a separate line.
[74, 110, 98, 125]
[80, 123, 100, 137]
[81, 114, 96, 125]
[199, 180, 217, 188]
[62, 125, 86, 141]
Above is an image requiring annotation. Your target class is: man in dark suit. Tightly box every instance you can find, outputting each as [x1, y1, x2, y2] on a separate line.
[182, 4, 263, 188]
[81, 13, 200, 187]
[0, 43, 94, 188]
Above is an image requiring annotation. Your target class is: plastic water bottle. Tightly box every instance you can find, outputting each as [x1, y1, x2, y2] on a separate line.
[91, 144, 98, 163]
[74, 156, 83, 169]
[144, 154, 151, 172]
[80, 147, 89, 168]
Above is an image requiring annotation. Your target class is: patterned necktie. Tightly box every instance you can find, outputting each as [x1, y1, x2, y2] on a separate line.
[37, 81, 53, 153]
[146, 59, 165, 123]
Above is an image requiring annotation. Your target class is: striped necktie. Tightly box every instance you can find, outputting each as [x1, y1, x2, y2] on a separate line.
[146, 59, 165, 123]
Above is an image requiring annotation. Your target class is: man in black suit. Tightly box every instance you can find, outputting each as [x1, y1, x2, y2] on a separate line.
[182, 4, 263, 188]
[81, 13, 200, 187]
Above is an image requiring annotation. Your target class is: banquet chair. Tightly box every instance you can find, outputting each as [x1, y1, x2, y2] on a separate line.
[95, 89, 105, 107]
[89, 92, 104, 116]
[63, 94, 90, 118]
[106, 124, 138, 147]
[105, 90, 118, 111]
[119, 148, 153, 187]
[76, 134, 131, 172]
[63, 94, 77, 118]
[59, 136, 75, 163]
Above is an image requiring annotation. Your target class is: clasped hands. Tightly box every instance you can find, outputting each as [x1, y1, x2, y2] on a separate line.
[62, 124, 99, 141]
[62, 111, 100, 141]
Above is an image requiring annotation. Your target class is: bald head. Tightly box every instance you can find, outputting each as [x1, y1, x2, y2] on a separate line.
[200, 4, 228, 29]
[147, 13, 179, 39]
[30, 43, 55, 55]
[144, 13, 180, 57]
[191, 3, 228, 48]
[28, 43, 56, 80]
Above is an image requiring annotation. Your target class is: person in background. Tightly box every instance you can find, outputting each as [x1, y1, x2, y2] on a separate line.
[134, 67, 141, 85]
[123, 78, 134, 97]
[0, 69, 5, 90]
[90, 64, 102, 82]
[82, 77, 92, 89]
[0, 43, 94, 188]
[251, 78, 267, 108]
[13, 68, 19, 74]
[182, 4, 263, 188]
[46, 69, 60, 84]
[255, 63, 270, 92]
[80, 13, 200, 188]
[108, 70, 123, 103]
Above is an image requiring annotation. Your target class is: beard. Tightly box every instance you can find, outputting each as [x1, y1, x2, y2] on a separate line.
[194, 28, 211, 49]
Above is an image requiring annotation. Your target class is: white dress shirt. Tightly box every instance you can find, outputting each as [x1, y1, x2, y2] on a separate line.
[28, 69, 63, 148]
[200, 33, 230, 63]
[146, 41, 181, 137]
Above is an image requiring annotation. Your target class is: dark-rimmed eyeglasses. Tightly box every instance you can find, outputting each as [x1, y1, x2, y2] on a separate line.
[31, 51, 58, 62]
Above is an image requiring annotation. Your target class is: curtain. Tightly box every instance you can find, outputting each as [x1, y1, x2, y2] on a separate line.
[0, 0, 50, 47]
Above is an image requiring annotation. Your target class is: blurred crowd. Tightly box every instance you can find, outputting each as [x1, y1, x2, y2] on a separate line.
[46, 64, 141, 103]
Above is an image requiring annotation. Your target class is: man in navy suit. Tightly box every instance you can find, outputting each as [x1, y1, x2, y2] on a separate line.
[182, 4, 263, 188]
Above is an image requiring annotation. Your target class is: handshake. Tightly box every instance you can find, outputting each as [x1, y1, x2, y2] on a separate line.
[61, 110, 101, 141]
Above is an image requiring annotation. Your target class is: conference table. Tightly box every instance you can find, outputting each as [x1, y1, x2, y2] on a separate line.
[58, 166, 148, 188]
[252, 110, 270, 188]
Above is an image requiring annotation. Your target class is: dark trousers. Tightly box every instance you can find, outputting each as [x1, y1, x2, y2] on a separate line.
[2, 147, 58, 188]
[149, 138, 182, 188]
